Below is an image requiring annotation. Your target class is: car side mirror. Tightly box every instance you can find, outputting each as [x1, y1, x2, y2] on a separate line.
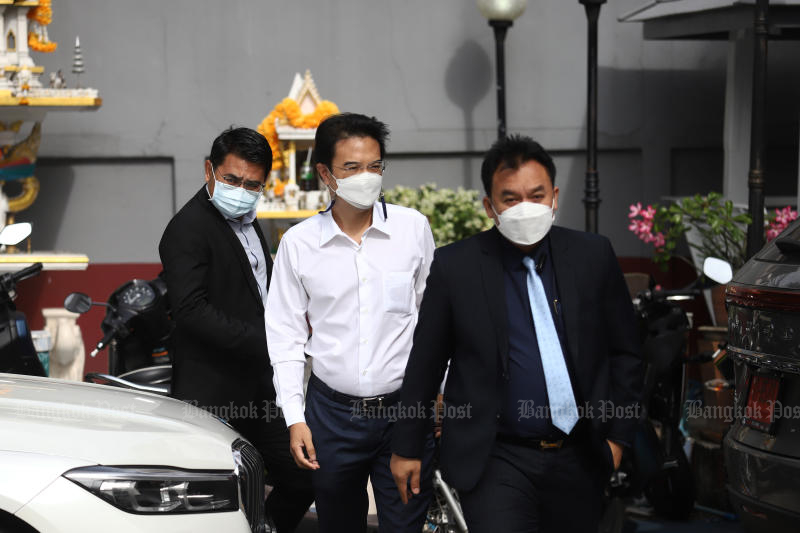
[64, 292, 92, 314]
[703, 257, 733, 285]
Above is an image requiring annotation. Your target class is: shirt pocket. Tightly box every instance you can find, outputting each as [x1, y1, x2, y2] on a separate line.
[383, 271, 414, 315]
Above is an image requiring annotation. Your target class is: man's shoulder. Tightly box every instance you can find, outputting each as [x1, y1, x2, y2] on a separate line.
[435, 229, 489, 261]
[384, 203, 428, 227]
[550, 225, 612, 250]
[277, 213, 323, 245]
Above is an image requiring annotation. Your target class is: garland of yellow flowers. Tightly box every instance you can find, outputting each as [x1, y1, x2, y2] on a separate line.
[28, 0, 57, 53]
[257, 98, 339, 170]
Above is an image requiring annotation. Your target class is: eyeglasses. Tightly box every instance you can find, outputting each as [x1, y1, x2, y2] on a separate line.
[212, 166, 265, 193]
[331, 160, 386, 177]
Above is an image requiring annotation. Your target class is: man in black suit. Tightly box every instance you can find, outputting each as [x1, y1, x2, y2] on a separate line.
[159, 127, 313, 532]
[391, 135, 642, 532]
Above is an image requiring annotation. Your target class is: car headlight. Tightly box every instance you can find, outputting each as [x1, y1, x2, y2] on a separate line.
[64, 466, 239, 514]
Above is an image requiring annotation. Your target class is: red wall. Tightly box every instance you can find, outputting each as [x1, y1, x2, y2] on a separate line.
[15, 263, 163, 374]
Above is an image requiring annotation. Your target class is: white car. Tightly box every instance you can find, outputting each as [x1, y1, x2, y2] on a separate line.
[0, 373, 265, 533]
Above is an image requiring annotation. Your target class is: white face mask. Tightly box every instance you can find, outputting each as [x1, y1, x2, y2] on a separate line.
[491, 199, 555, 246]
[328, 170, 382, 210]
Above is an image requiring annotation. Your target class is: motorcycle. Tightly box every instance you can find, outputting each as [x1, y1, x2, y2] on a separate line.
[0, 222, 46, 377]
[600, 257, 733, 532]
[64, 274, 173, 395]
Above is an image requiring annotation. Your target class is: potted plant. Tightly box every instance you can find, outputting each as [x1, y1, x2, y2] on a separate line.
[383, 183, 493, 247]
[628, 192, 797, 325]
[628, 192, 797, 272]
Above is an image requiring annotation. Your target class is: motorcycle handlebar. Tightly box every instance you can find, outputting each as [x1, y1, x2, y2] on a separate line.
[642, 288, 703, 300]
[90, 328, 117, 357]
[9, 262, 42, 284]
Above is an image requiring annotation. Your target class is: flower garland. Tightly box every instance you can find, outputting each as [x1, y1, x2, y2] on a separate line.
[28, 32, 57, 53]
[257, 98, 339, 170]
[27, 0, 57, 53]
[28, 0, 53, 25]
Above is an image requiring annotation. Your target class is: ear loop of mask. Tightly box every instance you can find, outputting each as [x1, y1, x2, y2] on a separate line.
[317, 169, 388, 220]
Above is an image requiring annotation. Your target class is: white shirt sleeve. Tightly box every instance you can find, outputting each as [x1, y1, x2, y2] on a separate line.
[415, 216, 436, 311]
[265, 234, 309, 427]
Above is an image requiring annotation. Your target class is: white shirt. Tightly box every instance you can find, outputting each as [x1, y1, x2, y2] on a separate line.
[265, 202, 435, 427]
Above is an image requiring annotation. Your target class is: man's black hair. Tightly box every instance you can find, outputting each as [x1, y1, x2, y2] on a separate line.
[480, 134, 556, 197]
[312, 113, 389, 171]
[208, 126, 272, 172]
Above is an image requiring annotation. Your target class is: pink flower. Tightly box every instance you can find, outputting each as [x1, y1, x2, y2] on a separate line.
[767, 206, 798, 241]
[628, 203, 642, 219]
[652, 232, 666, 249]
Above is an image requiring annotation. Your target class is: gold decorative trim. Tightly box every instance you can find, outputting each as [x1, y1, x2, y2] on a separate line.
[0, 255, 88, 263]
[0, 96, 102, 107]
[3, 66, 45, 73]
[257, 210, 317, 220]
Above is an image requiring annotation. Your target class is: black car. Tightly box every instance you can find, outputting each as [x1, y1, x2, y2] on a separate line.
[724, 218, 800, 532]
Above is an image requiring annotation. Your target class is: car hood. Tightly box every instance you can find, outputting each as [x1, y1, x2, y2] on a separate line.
[0, 374, 241, 470]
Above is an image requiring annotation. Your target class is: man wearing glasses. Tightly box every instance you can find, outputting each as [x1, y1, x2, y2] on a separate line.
[266, 113, 435, 532]
[159, 127, 314, 533]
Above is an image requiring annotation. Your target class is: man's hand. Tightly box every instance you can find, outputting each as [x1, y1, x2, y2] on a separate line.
[390, 453, 421, 504]
[606, 439, 623, 470]
[289, 422, 319, 470]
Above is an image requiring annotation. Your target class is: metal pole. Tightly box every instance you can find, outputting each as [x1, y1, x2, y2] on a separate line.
[746, 0, 769, 259]
[490, 20, 512, 140]
[580, 0, 605, 234]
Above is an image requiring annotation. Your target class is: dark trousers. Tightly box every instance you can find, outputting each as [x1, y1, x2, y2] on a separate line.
[305, 375, 434, 533]
[230, 399, 315, 533]
[459, 438, 608, 533]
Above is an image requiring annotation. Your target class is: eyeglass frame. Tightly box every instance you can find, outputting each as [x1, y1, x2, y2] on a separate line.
[211, 164, 266, 193]
[329, 160, 386, 177]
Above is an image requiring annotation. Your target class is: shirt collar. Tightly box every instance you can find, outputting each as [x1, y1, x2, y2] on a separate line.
[499, 233, 551, 272]
[319, 202, 390, 247]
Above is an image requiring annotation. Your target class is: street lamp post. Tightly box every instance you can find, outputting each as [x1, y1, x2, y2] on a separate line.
[579, 0, 606, 234]
[746, 0, 769, 259]
[477, 0, 527, 140]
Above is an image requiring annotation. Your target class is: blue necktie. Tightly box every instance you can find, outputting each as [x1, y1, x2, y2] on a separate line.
[522, 256, 578, 435]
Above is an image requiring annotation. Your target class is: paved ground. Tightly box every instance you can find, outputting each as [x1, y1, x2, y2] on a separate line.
[293, 510, 746, 532]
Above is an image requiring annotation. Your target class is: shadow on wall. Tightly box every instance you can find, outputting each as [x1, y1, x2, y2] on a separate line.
[445, 39, 491, 189]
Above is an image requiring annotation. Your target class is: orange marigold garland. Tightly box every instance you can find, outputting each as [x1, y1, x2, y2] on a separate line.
[257, 98, 339, 171]
[28, 0, 57, 52]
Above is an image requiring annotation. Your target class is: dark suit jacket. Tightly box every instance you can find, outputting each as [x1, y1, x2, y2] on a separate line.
[393, 226, 642, 492]
[159, 186, 273, 411]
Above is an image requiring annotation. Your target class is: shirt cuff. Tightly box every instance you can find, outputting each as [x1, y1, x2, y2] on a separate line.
[281, 401, 306, 427]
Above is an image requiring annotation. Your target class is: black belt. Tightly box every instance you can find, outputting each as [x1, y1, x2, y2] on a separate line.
[309, 373, 401, 410]
[496, 432, 574, 450]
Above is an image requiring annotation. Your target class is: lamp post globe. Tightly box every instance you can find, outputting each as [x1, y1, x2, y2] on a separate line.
[477, 0, 527, 21]
[478, 0, 527, 139]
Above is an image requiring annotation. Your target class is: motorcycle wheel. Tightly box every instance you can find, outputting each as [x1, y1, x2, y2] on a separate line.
[643, 444, 695, 520]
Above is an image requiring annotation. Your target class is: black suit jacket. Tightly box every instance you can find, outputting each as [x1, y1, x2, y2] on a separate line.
[159, 186, 273, 410]
[393, 226, 642, 491]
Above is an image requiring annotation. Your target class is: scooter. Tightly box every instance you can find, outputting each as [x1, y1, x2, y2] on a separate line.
[0, 223, 46, 377]
[64, 274, 173, 395]
[600, 258, 733, 532]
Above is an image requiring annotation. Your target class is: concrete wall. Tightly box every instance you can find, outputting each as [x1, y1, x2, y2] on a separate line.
[8, 0, 799, 262]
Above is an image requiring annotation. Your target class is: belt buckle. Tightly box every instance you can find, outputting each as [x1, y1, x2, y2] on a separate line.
[360, 395, 385, 412]
[539, 440, 563, 450]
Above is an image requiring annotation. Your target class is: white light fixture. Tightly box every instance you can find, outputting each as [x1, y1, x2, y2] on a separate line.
[477, 0, 527, 22]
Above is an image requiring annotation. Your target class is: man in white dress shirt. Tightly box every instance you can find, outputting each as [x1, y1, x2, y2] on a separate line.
[265, 113, 435, 532]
